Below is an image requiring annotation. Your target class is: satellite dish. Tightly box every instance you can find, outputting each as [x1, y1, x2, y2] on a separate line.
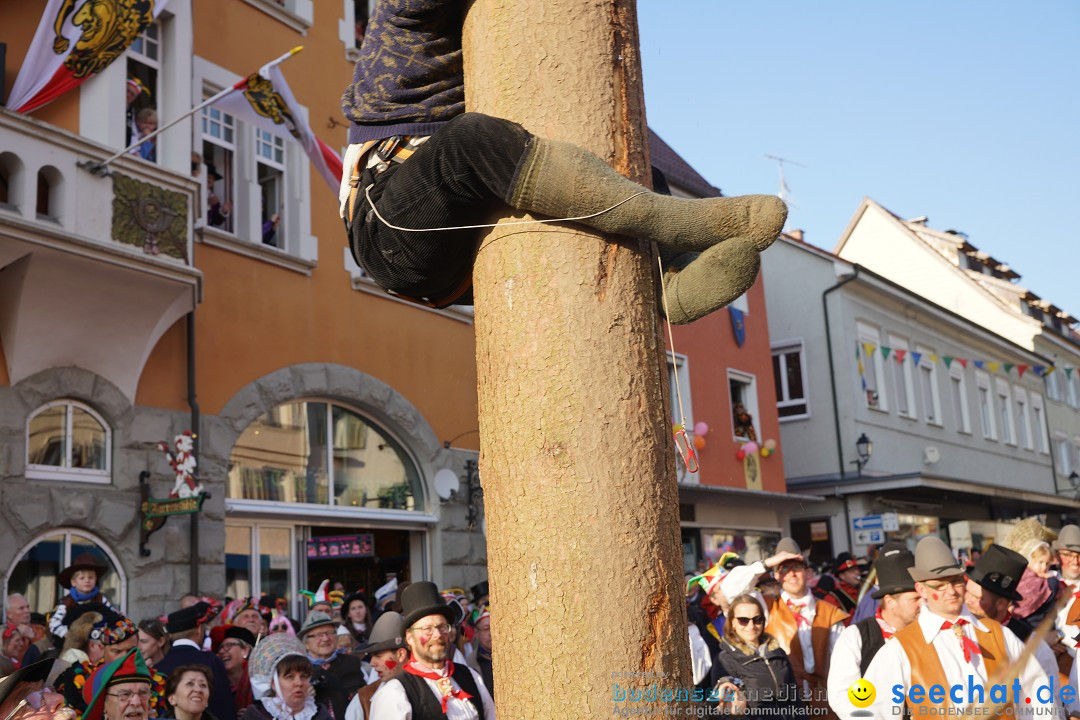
[433, 468, 460, 500]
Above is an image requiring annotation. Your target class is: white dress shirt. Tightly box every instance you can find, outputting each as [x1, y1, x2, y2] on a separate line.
[865, 607, 1051, 719]
[689, 624, 713, 686]
[827, 616, 897, 717]
[1056, 576, 1080, 655]
[370, 664, 496, 720]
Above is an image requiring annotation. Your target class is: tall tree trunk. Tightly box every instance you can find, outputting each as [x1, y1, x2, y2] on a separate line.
[464, 1, 692, 716]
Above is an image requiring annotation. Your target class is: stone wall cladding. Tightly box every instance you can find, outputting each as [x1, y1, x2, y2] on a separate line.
[0, 366, 222, 621]
[1, 363, 489, 618]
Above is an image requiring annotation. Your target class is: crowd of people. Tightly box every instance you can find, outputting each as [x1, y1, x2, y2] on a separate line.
[684, 518, 1080, 717]
[1, 561, 494, 720]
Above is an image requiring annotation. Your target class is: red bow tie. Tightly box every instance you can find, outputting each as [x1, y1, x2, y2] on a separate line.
[940, 619, 982, 663]
[786, 599, 809, 626]
[405, 660, 473, 713]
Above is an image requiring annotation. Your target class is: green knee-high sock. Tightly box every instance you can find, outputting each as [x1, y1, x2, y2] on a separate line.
[509, 137, 787, 253]
[661, 238, 760, 325]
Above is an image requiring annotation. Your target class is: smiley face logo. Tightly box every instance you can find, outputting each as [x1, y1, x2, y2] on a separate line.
[848, 678, 875, 708]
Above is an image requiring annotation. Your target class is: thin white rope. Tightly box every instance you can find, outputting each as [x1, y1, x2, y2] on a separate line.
[363, 185, 648, 233]
[654, 242, 689, 430]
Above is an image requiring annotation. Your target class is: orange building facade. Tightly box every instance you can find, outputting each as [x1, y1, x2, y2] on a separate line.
[1, 1, 800, 620]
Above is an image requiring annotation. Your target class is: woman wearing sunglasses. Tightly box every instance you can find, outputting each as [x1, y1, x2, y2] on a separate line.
[710, 593, 803, 717]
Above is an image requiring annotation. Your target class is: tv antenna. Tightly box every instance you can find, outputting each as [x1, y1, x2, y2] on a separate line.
[765, 154, 806, 208]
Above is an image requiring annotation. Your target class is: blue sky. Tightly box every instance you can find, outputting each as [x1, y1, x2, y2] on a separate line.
[638, 1, 1080, 316]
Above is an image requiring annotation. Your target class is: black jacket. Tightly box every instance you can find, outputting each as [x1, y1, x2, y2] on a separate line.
[710, 639, 803, 717]
[156, 643, 237, 720]
[240, 702, 332, 720]
[310, 653, 366, 720]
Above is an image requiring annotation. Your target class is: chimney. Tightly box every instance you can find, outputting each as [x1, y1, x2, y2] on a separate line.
[787, 229, 804, 242]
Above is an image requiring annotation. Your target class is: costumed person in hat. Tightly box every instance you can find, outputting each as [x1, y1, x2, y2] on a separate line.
[298, 611, 366, 720]
[341, 592, 370, 648]
[48, 554, 115, 640]
[469, 583, 488, 614]
[964, 544, 1064, 701]
[0, 657, 75, 720]
[863, 536, 1052, 717]
[224, 600, 267, 640]
[1003, 518, 1060, 630]
[211, 626, 257, 717]
[339, 0, 786, 322]
[849, 542, 909, 623]
[156, 602, 235, 720]
[344, 612, 409, 720]
[826, 546, 920, 717]
[721, 538, 847, 717]
[1053, 525, 1080, 680]
[709, 593, 803, 718]
[463, 605, 492, 697]
[299, 582, 335, 620]
[242, 633, 331, 720]
[81, 648, 154, 720]
[369, 582, 494, 720]
[814, 553, 862, 621]
[55, 613, 165, 716]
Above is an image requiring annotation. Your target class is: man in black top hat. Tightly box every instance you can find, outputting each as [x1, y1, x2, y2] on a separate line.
[155, 602, 235, 720]
[469, 582, 489, 610]
[369, 582, 494, 720]
[815, 552, 863, 618]
[964, 543, 1062, 688]
[827, 547, 920, 717]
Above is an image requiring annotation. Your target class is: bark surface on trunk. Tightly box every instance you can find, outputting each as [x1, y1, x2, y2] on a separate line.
[464, 1, 692, 716]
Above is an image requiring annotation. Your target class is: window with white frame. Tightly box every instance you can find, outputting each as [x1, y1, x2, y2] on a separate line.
[26, 400, 111, 483]
[996, 380, 1015, 445]
[667, 352, 695, 482]
[124, 22, 161, 158]
[1058, 436, 1074, 477]
[1048, 370, 1064, 403]
[889, 336, 916, 419]
[202, 97, 236, 233]
[976, 371, 996, 440]
[1068, 371, 1080, 409]
[667, 352, 694, 432]
[771, 340, 808, 420]
[858, 324, 887, 412]
[225, 523, 295, 615]
[1015, 388, 1032, 450]
[950, 364, 972, 434]
[5, 530, 126, 615]
[255, 129, 286, 248]
[729, 370, 759, 442]
[917, 346, 942, 426]
[1031, 395, 1049, 453]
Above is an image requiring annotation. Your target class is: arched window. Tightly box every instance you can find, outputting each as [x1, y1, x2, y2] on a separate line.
[36, 165, 63, 222]
[26, 400, 112, 483]
[5, 529, 127, 616]
[0, 152, 25, 210]
[228, 401, 424, 511]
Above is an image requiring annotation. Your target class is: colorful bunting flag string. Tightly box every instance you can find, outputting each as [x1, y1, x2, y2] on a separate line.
[855, 342, 1074, 381]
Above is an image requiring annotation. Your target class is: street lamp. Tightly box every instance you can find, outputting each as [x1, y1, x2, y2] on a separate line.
[853, 433, 873, 477]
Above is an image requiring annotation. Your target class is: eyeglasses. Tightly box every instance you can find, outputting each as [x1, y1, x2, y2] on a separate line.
[218, 641, 246, 652]
[733, 615, 765, 627]
[409, 623, 451, 637]
[776, 564, 807, 574]
[922, 577, 966, 590]
[106, 689, 151, 704]
[306, 630, 336, 641]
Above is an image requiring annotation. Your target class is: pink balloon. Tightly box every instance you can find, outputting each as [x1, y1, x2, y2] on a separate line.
[744, 442, 759, 454]
[693, 421, 709, 437]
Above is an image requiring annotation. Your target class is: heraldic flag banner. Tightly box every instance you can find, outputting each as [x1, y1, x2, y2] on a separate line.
[7, 0, 172, 114]
[214, 63, 343, 195]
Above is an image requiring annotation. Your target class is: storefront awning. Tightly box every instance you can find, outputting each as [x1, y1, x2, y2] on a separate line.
[788, 473, 1080, 513]
[678, 482, 823, 507]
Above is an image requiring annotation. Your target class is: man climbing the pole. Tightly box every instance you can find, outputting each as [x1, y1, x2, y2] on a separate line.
[340, 0, 786, 322]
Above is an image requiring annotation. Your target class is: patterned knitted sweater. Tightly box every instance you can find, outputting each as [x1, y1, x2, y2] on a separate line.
[341, 0, 465, 144]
